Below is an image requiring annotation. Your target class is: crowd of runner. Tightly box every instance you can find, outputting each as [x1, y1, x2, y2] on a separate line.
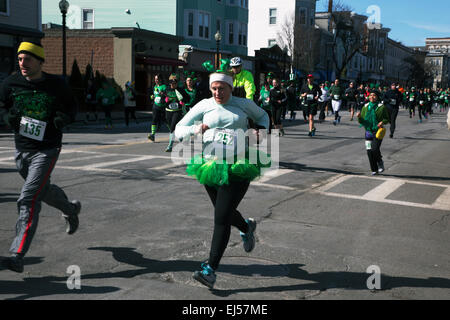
[1, 40, 450, 289]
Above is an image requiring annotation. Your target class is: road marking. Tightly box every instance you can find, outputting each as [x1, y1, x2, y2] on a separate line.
[362, 179, 405, 201]
[257, 169, 295, 183]
[432, 187, 450, 211]
[314, 174, 450, 211]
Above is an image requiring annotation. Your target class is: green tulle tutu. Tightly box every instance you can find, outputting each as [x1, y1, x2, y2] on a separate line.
[186, 148, 271, 187]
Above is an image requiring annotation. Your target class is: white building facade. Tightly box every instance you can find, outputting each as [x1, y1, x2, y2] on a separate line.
[248, 0, 318, 56]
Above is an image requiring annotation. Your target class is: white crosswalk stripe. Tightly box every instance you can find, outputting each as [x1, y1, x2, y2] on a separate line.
[1, 148, 448, 211]
[314, 174, 450, 211]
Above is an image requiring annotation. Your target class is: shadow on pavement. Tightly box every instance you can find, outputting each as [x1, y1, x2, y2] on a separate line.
[0, 256, 120, 300]
[0, 192, 19, 203]
[2, 249, 449, 299]
[212, 263, 450, 297]
[279, 161, 358, 176]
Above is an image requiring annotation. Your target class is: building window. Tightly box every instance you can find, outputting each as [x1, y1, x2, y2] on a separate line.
[299, 8, 307, 25]
[82, 9, 94, 29]
[238, 23, 247, 46]
[0, 0, 9, 15]
[268, 39, 277, 47]
[228, 22, 234, 45]
[188, 12, 194, 37]
[240, 0, 248, 8]
[198, 12, 210, 39]
[269, 8, 277, 25]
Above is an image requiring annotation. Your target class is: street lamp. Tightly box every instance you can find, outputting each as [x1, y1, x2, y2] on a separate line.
[214, 30, 222, 70]
[59, 0, 70, 79]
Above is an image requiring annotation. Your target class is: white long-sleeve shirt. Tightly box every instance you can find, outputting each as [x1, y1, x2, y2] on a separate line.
[175, 96, 269, 143]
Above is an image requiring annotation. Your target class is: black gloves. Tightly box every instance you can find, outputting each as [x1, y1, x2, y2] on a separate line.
[53, 111, 72, 130]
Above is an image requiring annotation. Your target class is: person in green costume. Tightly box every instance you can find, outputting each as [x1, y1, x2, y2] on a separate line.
[183, 74, 199, 113]
[96, 80, 119, 129]
[148, 74, 167, 142]
[164, 73, 190, 152]
[357, 90, 390, 175]
[258, 81, 273, 133]
[175, 71, 270, 289]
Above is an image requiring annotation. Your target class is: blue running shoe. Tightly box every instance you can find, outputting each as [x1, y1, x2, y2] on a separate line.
[240, 218, 257, 253]
[193, 263, 216, 288]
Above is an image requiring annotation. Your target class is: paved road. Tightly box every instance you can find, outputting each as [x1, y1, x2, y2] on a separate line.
[0, 107, 449, 301]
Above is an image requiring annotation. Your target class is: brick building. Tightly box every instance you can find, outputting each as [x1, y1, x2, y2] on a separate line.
[41, 27, 185, 109]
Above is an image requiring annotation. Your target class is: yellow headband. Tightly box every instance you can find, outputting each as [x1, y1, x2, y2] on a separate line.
[17, 42, 45, 61]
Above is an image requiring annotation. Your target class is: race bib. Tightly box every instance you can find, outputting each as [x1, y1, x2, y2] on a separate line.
[334, 95, 340, 100]
[19, 116, 47, 141]
[307, 94, 314, 101]
[213, 128, 237, 150]
[419, 100, 424, 105]
[365, 140, 372, 150]
[410, 97, 414, 102]
[154, 96, 162, 104]
[168, 102, 179, 110]
[360, 94, 365, 98]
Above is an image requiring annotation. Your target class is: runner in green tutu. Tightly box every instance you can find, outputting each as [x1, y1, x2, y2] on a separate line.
[174, 70, 270, 289]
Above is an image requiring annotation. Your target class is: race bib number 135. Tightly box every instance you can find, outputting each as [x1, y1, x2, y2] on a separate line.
[19, 116, 47, 141]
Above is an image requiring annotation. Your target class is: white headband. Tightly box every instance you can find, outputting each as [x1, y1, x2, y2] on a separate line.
[209, 73, 234, 89]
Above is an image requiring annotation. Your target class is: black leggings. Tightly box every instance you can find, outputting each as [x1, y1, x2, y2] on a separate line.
[152, 105, 165, 129]
[165, 110, 183, 133]
[272, 106, 283, 125]
[204, 180, 250, 270]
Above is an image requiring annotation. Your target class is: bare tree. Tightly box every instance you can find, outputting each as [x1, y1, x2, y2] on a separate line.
[277, 13, 317, 75]
[329, 6, 368, 79]
[319, 0, 353, 12]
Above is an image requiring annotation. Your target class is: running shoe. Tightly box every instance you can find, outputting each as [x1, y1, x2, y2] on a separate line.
[389, 134, 394, 139]
[377, 161, 385, 173]
[371, 172, 378, 176]
[2, 254, 24, 273]
[240, 218, 257, 253]
[312, 128, 316, 136]
[333, 120, 337, 126]
[148, 134, 155, 142]
[338, 116, 341, 123]
[63, 200, 81, 235]
[193, 263, 216, 289]
[165, 145, 172, 152]
[308, 131, 312, 137]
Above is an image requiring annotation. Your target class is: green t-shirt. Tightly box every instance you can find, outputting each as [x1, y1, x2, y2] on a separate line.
[259, 87, 271, 110]
[153, 84, 167, 107]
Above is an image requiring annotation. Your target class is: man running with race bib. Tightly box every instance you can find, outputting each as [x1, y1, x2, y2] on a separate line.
[0, 39, 81, 273]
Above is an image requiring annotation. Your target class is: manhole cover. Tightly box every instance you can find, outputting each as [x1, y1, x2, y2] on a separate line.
[218, 256, 289, 279]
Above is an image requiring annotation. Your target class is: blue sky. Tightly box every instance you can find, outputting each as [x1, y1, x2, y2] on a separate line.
[317, 0, 450, 46]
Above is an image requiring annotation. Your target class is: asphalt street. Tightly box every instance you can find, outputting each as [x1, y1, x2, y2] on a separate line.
[0, 107, 449, 301]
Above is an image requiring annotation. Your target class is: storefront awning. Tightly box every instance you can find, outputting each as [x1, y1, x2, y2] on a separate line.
[136, 56, 187, 67]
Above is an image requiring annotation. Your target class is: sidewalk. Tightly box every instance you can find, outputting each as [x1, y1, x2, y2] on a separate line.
[74, 110, 154, 124]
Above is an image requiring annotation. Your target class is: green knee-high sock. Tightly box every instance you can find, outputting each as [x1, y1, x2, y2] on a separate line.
[169, 133, 174, 147]
[151, 124, 157, 135]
